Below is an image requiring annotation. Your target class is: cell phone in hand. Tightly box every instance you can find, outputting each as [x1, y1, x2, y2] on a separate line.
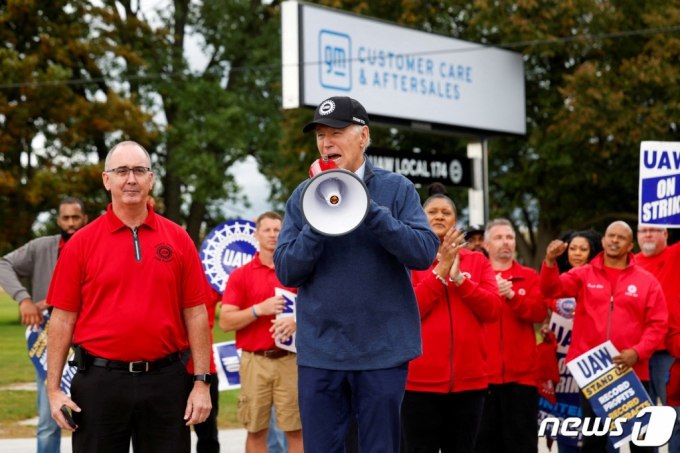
[61, 406, 76, 429]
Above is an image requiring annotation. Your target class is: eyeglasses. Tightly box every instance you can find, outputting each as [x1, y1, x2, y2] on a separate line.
[638, 229, 664, 235]
[105, 166, 151, 177]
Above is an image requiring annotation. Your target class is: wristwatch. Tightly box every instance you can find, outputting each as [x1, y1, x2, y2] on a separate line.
[193, 374, 212, 385]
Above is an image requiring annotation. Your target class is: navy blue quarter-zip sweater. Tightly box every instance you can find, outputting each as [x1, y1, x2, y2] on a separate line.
[274, 157, 439, 370]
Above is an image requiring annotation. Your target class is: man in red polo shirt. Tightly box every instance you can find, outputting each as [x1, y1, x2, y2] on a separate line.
[220, 211, 302, 453]
[475, 218, 548, 453]
[45, 141, 212, 453]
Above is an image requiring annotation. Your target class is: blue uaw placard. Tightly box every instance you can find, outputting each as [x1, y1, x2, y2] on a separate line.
[213, 341, 242, 391]
[26, 313, 50, 382]
[568, 341, 653, 449]
[275, 288, 297, 353]
[639, 141, 680, 227]
[538, 305, 582, 447]
[199, 220, 259, 294]
[26, 312, 76, 395]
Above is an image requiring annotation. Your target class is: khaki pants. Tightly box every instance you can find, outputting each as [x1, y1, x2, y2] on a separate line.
[238, 352, 301, 433]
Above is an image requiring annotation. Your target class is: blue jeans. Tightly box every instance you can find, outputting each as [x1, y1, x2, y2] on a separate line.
[37, 371, 61, 453]
[267, 406, 288, 453]
[649, 350, 675, 405]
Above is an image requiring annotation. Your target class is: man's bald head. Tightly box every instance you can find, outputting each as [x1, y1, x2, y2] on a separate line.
[605, 221, 633, 241]
[104, 141, 151, 170]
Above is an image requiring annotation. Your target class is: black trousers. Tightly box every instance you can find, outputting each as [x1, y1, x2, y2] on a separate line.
[400, 389, 486, 453]
[194, 373, 220, 453]
[475, 383, 539, 453]
[71, 360, 193, 453]
[579, 380, 652, 453]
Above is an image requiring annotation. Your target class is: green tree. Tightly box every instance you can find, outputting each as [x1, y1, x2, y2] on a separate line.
[97, 0, 285, 244]
[0, 0, 153, 254]
[273, 1, 680, 268]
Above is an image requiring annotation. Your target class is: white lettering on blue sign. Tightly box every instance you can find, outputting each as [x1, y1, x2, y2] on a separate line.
[639, 142, 680, 227]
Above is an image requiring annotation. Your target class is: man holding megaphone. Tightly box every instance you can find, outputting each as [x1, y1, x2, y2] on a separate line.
[274, 96, 439, 453]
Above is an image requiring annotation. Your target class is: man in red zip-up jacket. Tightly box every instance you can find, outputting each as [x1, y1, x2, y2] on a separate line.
[475, 219, 548, 453]
[541, 221, 667, 453]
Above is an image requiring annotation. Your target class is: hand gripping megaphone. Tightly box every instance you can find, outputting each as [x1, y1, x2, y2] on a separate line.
[300, 156, 370, 236]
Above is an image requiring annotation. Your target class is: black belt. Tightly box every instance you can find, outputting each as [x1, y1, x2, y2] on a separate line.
[86, 352, 181, 373]
[250, 349, 292, 359]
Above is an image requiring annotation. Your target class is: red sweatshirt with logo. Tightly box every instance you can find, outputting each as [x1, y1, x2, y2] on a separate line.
[540, 252, 667, 381]
[486, 261, 548, 386]
[407, 249, 502, 393]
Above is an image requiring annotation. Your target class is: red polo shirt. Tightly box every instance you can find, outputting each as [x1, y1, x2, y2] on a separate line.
[47, 204, 207, 362]
[222, 253, 296, 352]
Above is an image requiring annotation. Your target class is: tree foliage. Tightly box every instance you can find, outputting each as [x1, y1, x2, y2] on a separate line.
[273, 0, 680, 268]
[0, 0, 153, 254]
[3, 0, 680, 267]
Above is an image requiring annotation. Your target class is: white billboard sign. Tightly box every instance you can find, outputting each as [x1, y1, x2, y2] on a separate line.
[282, 1, 526, 136]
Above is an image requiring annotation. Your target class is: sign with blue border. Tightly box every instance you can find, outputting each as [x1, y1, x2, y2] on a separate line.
[567, 341, 653, 449]
[213, 341, 242, 391]
[537, 307, 582, 448]
[26, 312, 76, 395]
[199, 220, 259, 294]
[639, 141, 680, 227]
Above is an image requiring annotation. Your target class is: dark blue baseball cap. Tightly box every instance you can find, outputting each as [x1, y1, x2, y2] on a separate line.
[303, 96, 369, 133]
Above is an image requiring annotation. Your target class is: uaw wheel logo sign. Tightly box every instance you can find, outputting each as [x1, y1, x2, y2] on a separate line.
[200, 220, 259, 294]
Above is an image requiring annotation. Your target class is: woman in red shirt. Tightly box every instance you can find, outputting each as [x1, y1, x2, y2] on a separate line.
[400, 184, 501, 453]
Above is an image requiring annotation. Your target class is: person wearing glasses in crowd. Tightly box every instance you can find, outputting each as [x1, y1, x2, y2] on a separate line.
[636, 225, 680, 453]
[46, 141, 212, 453]
[401, 183, 501, 453]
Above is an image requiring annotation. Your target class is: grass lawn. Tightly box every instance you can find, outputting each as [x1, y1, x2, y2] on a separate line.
[0, 291, 241, 437]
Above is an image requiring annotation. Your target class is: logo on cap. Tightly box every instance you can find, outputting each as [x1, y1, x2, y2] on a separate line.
[319, 100, 335, 115]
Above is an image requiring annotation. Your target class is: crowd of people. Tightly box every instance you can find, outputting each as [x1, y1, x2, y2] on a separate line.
[1, 95, 679, 453]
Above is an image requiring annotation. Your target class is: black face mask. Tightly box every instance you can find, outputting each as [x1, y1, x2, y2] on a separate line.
[60, 227, 75, 242]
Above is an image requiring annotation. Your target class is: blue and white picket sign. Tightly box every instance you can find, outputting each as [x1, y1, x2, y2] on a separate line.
[537, 304, 582, 448]
[274, 288, 297, 353]
[199, 220, 259, 294]
[26, 312, 76, 395]
[639, 141, 680, 227]
[26, 312, 49, 382]
[567, 341, 653, 449]
[213, 341, 242, 391]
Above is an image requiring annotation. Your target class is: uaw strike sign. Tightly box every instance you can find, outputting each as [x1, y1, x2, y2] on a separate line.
[26, 313, 76, 395]
[213, 341, 242, 391]
[199, 220, 259, 293]
[275, 288, 297, 353]
[537, 300, 582, 448]
[639, 141, 680, 227]
[200, 219, 259, 390]
[566, 342, 655, 448]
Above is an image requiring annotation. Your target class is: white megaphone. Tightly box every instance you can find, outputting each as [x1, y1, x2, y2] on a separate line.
[300, 156, 370, 236]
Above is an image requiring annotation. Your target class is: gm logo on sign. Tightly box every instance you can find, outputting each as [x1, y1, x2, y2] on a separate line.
[319, 30, 351, 91]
